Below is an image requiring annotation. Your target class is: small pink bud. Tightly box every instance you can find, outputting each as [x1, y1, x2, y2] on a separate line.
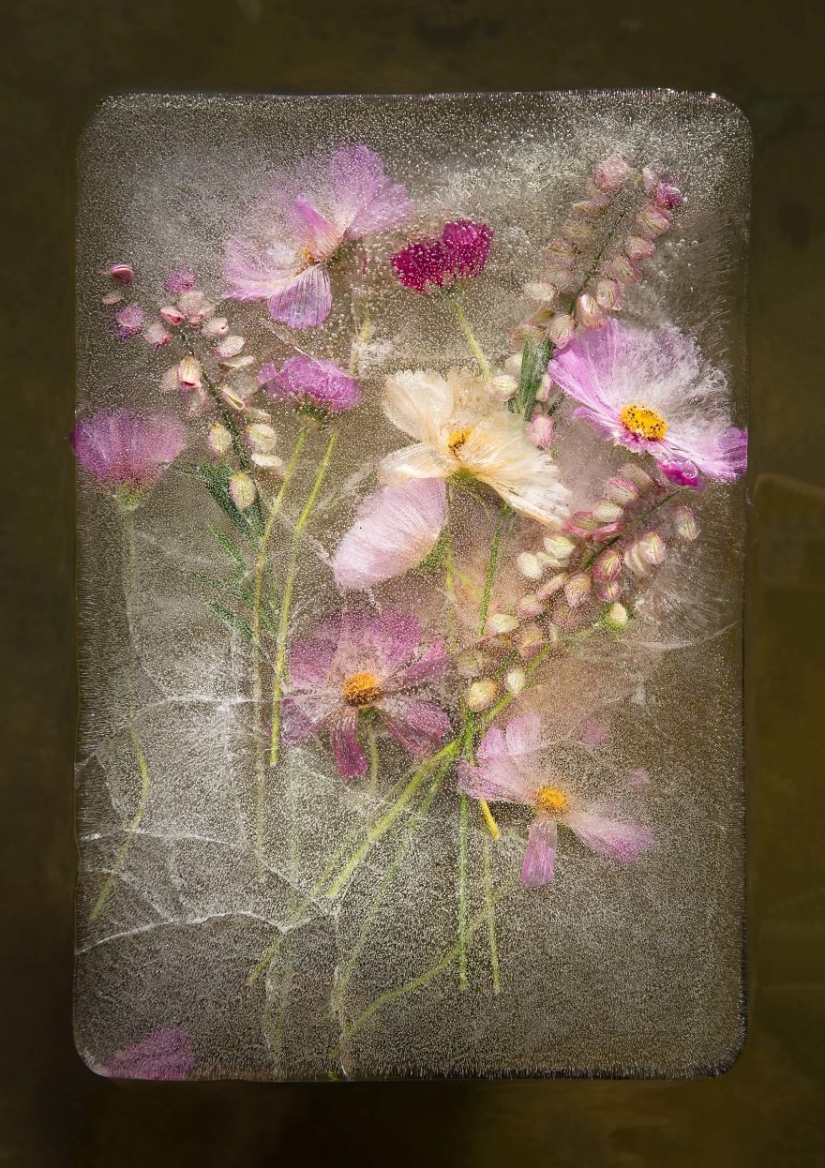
[625, 235, 656, 262]
[593, 499, 624, 524]
[176, 355, 202, 390]
[215, 335, 246, 361]
[576, 292, 606, 330]
[536, 572, 568, 602]
[546, 313, 576, 348]
[564, 572, 592, 608]
[527, 414, 555, 449]
[571, 196, 610, 217]
[674, 505, 699, 541]
[562, 220, 593, 247]
[143, 321, 171, 349]
[544, 238, 578, 262]
[543, 265, 578, 292]
[516, 623, 545, 659]
[504, 353, 523, 377]
[593, 547, 622, 582]
[595, 580, 622, 602]
[638, 531, 666, 565]
[487, 374, 519, 402]
[201, 316, 230, 338]
[594, 278, 622, 310]
[624, 542, 649, 576]
[593, 153, 631, 192]
[159, 306, 185, 326]
[517, 594, 544, 620]
[535, 373, 553, 403]
[160, 366, 179, 394]
[220, 354, 255, 371]
[635, 204, 672, 239]
[229, 472, 256, 511]
[524, 281, 558, 304]
[165, 267, 197, 295]
[618, 462, 655, 492]
[466, 679, 498, 712]
[516, 551, 544, 580]
[109, 263, 134, 284]
[605, 476, 640, 505]
[245, 422, 277, 453]
[543, 534, 575, 562]
[102, 290, 123, 306]
[601, 255, 640, 285]
[183, 386, 210, 418]
[251, 452, 285, 473]
[654, 180, 682, 210]
[604, 602, 629, 630]
[486, 612, 520, 636]
[505, 667, 527, 696]
[207, 422, 233, 457]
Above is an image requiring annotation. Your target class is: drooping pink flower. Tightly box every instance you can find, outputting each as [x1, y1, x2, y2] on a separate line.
[103, 1028, 194, 1080]
[391, 219, 493, 294]
[333, 478, 447, 590]
[225, 145, 412, 330]
[548, 319, 747, 488]
[258, 354, 361, 417]
[458, 712, 653, 887]
[283, 611, 451, 780]
[71, 409, 187, 507]
[113, 303, 145, 339]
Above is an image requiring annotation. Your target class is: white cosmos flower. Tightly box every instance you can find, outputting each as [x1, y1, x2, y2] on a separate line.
[379, 368, 569, 526]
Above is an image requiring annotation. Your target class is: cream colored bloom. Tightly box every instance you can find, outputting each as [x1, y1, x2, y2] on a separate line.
[379, 368, 569, 526]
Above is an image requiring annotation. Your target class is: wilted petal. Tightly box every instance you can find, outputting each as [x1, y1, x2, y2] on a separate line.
[521, 818, 557, 887]
[565, 810, 653, 864]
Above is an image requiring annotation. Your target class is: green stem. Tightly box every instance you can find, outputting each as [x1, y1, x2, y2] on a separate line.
[478, 504, 511, 636]
[270, 428, 339, 766]
[453, 300, 492, 380]
[457, 791, 469, 989]
[483, 834, 501, 993]
[90, 726, 151, 921]
[366, 720, 380, 798]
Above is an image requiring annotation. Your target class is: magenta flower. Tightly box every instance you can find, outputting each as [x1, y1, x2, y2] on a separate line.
[391, 219, 493, 294]
[283, 611, 451, 780]
[113, 303, 145, 340]
[548, 319, 747, 488]
[164, 265, 197, 295]
[258, 354, 361, 418]
[103, 1028, 194, 1080]
[333, 479, 447, 591]
[225, 145, 412, 330]
[459, 713, 653, 887]
[71, 409, 187, 507]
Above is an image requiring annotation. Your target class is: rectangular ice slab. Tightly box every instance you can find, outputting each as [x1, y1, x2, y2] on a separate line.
[75, 92, 749, 1080]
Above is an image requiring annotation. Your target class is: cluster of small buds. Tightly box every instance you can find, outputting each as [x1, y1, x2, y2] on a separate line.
[512, 155, 682, 350]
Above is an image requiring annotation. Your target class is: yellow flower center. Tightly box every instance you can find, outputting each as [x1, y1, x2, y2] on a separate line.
[447, 427, 473, 456]
[300, 246, 317, 269]
[342, 671, 382, 707]
[619, 403, 668, 441]
[534, 785, 569, 816]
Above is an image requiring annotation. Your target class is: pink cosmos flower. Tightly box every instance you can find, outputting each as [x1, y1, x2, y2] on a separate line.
[103, 1028, 194, 1080]
[333, 478, 447, 591]
[458, 712, 653, 887]
[391, 219, 493, 293]
[225, 145, 412, 330]
[71, 409, 187, 507]
[283, 611, 451, 780]
[258, 354, 361, 417]
[548, 319, 747, 489]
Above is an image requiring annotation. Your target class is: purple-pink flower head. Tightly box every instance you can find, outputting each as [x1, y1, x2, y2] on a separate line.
[258, 354, 361, 419]
[548, 319, 747, 489]
[71, 409, 187, 508]
[103, 1028, 194, 1081]
[113, 303, 145, 340]
[282, 611, 451, 780]
[225, 145, 412, 331]
[458, 713, 653, 887]
[164, 266, 197, 295]
[391, 219, 493, 294]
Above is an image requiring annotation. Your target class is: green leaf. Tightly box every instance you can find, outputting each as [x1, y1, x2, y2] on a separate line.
[205, 600, 255, 644]
[207, 524, 250, 573]
[189, 462, 263, 538]
[518, 337, 552, 420]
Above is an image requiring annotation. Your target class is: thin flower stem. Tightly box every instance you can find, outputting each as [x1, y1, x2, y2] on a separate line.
[366, 720, 380, 797]
[453, 300, 492, 381]
[252, 429, 307, 877]
[270, 428, 339, 766]
[478, 503, 510, 636]
[457, 790, 469, 989]
[483, 834, 501, 994]
[90, 726, 151, 921]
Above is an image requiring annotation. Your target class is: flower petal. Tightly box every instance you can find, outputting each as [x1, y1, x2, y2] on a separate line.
[267, 265, 332, 330]
[521, 818, 557, 887]
[396, 639, 448, 687]
[564, 811, 654, 864]
[288, 638, 336, 688]
[379, 443, 455, 483]
[378, 695, 451, 756]
[328, 709, 368, 779]
[382, 370, 456, 442]
[290, 195, 343, 260]
[104, 1029, 194, 1081]
[328, 145, 413, 239]
[504, 713, 543, 759]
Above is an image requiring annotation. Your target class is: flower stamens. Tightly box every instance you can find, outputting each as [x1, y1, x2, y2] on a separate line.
[619, 403, 668, 441]
[342, 670, 383, 707]
[534, 785, 569, 816]
[447, 427, 473, 456]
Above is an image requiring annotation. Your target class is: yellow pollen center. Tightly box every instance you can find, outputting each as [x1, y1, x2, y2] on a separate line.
[300, 246, 317, 268]
[342, 671, 382, 707]
[447, 427, 473, 456]
[534, 785, 569, 816]
[619, 403, 668, 441]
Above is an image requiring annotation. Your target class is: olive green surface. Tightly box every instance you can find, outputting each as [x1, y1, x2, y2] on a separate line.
[2, 1, 823, 1164]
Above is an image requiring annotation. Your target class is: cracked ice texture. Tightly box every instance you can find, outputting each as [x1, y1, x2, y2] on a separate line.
[75, 93, 748, 1080]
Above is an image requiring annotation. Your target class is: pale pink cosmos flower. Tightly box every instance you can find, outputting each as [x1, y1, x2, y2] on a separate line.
[102, 1028, 194, 1080]
[71, 409, 187, 508]
[225, 145, 412, 330]
[258, 354, 361, 417]
[283, 611, 450, 780]
[458, 712, 653, 887]
[333, 478, 447, 590]
[548, 319, 747, 489]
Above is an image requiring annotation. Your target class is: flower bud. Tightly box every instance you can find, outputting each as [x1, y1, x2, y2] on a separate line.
[595, 278, 622, 310]
[487, 374, 519, 402]
[543, 534, 575, 562]
[251, 452, 285, 473]
[535, 373, 553, 403]
[635, 204, 672, 239]
[571, 196, 610, 217]
[160, 366, 179, 393]
[201, 316, 230, 337]
[229, 472, 256, 511]
[143, 321, 171, 349]
[593, 547, 622, 582]
[527, 414, 554, 449]
[524, 281, 558, 303]
[543, 265, 578, 292]
[593, 499, 624, 524]
[109, 263, 134, 283]
[600, 255, 640, 285]
[505, 668, 527, 696]
[595, 580, 622, 602]
[638, 531, 666, 565]
[562, 220, 593, 247]
[176, 355, 202, 390]
[215, 335, 246, 361]
[183, 386, 210, 418]
[245, 422, 277, 453]
[593, 153, 631, 192]
[516, 552, 544, 580]
[564, 572, 592, 608]
[515, 623, 545, 659]
[624, 543, 649, 576]
[457, 649, 489, 678]
[547, 313, 576, 348]
[159, 306, 184, 326]
[177, 289, 205, 318]
[220, 354, 255, 371]
[504, 352, 523, 377]
[102, 290, 123, 306]
[517, 594, 544, 620]
[536, 572, 568, 601]
[604, 602, 629, 630]
[466, 679, 498, 712]
[604, 476, 640, 505]
[545, 237, 579, 262]
[207, 422, 233, 457]
[674, 506, 699, 541]
[576, 292, 606, 330]
[486, 612, 520, 636]
[114, 304, 144, 339]
[618, 462, 655, 492]
[625, 235, 656, 262]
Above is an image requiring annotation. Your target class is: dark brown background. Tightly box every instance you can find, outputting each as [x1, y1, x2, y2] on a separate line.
[2, 1, 824, 1164]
